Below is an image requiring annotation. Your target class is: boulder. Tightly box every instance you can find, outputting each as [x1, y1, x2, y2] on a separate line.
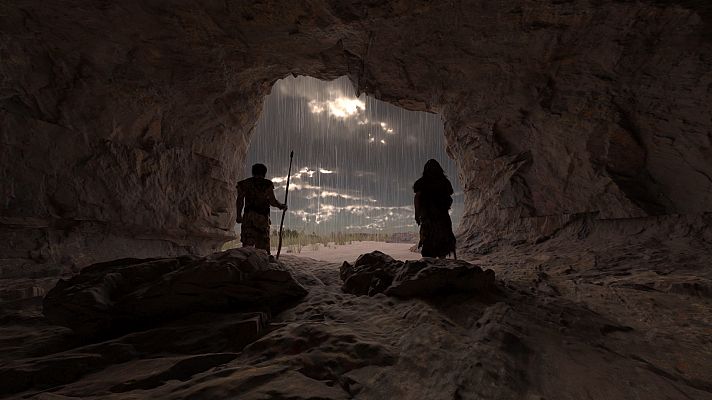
[340, 251, 403, 296]
[340, 251, 495, 298]
[385, 258, 496, 298]
[43, 248, 307, 336]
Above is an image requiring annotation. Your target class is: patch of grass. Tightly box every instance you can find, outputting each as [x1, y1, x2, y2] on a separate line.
[221, 229, 417, 252]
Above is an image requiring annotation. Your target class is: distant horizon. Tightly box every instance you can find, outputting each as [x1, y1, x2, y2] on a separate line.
[245, 75, 463, 234]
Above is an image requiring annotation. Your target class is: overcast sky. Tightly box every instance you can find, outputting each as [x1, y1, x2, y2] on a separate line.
[245, 75, 463, 234]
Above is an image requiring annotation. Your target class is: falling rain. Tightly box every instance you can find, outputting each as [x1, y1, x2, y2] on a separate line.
[246, 75, 463, 234]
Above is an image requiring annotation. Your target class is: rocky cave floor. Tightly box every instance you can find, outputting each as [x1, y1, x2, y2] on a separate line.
[1, 233, 711, 400]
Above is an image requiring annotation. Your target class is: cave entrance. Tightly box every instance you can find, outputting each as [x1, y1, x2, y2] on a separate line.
[239, 75, 462, 253]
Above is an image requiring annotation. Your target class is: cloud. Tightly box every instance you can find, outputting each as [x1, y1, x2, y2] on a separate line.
[379, 122, 394, 134]
[359, 119, 396, 135]
[276, 183, 322, 191]
[344, 223, 386, 231]
[289, 209, 317, 222]
[301, 188, 377, 203]
[277, 75, 357, 100]
[297, 167, 316, 178]
[251, 74, 462, 234]
[285, 203, 415, 228]
[275, 76, 398, 131]
[308, 191, 356, 200]
[309, 97, 365, 119]
[272, 166, 336, 184]
[276, 75, 365, 120]
[346, 205, 412, 213]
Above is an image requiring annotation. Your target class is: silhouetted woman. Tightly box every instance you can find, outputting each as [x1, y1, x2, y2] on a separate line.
[413, 159, 456, 258]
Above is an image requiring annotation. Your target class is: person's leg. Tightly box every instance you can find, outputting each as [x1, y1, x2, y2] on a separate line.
[253, 214, 272, 253]
[240, 225, 254, 248]
[241, 212, 259, 248]
[423, 213, 454, 258]
[419, 219, 436, 257]
[255, 236, 270, 253]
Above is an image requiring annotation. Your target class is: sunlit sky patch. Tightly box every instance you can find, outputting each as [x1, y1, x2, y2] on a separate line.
[245, 75, 463, 234]
[308, 97, 365, 118]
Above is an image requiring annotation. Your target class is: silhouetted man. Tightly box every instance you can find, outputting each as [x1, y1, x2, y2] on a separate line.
[236, 163, 287, 253]
[414, 159, 456, 258]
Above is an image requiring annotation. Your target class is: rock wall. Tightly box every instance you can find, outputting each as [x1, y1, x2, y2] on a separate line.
[2, 1, 711, 273]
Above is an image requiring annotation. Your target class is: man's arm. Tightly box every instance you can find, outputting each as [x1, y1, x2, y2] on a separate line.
[268, 183, 288, 210]
[235, 186, 245, 223]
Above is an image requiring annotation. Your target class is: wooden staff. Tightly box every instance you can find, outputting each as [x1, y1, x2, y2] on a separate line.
[276, 151, 294, 259]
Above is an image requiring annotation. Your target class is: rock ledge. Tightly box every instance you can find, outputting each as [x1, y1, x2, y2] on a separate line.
[340, 251, 495, 297]
[43, 248, 307, 336]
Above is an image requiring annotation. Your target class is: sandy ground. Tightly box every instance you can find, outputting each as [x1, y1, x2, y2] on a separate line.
[1, 232, 711, 399]
[280, 241, 419, 263]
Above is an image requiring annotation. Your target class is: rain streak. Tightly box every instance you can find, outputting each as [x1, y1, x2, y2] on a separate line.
[245, 75, 463, 234]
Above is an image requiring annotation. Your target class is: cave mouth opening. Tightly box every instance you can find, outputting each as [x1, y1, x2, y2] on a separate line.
[237, 75, 463, 250]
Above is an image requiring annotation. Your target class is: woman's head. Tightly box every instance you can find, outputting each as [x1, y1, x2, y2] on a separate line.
[423, 159, 444, 177]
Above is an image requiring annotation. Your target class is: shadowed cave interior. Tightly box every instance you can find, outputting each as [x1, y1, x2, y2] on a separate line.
[1, 1, 711, 399]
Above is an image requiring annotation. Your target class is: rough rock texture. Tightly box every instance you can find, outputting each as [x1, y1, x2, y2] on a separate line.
[339, 251, 401, 296]
[0, 312, 264, 396]
[2, 1, 712, 277]
[2, 3, 712, 395]
[43, 247, 307, 335]
[340, 251, 495, 297]
[2, 235, 711, 399]
[386, 258, 496, 298]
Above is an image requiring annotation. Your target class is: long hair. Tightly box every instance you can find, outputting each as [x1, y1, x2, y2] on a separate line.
[422, 159, 445, 178]
[415, 159, 452, 206]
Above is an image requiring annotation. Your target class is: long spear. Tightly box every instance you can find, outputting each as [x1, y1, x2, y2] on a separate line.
[276, 150, 294, 259]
